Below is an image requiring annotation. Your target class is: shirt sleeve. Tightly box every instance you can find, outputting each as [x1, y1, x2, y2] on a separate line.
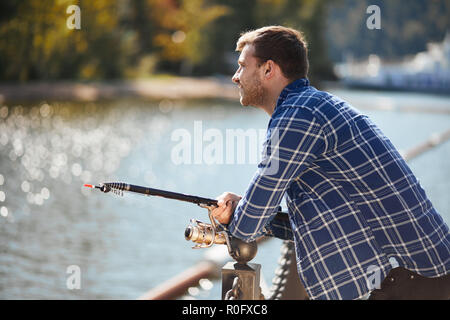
[227, 107, 326, 242]
[261, 211, 294, 241]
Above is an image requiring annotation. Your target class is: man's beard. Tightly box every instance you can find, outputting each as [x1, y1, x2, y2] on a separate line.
[240, 77, 266, 107]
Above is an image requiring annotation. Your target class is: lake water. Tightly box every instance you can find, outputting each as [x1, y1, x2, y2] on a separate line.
[0, 88, 449, 299]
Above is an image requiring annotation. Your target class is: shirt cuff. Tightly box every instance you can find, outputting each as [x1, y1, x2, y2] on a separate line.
[263, 214, 294, 241]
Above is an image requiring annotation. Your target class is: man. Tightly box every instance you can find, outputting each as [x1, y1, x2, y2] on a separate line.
[212, 26, 450, 300]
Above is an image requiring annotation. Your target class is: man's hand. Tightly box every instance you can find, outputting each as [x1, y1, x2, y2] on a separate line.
[211, 192, 242, 225]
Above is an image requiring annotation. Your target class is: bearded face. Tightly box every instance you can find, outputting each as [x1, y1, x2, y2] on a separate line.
[232, 45, 267, 108]
[238, 69, 266, 107]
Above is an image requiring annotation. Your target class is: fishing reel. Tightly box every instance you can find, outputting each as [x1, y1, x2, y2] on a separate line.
[184, 204, 258, 264]
[184, 210, 227, 248]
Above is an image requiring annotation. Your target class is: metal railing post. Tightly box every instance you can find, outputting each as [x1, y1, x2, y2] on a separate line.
[221, 237, 263, 300]
[221, 262, 262, 300]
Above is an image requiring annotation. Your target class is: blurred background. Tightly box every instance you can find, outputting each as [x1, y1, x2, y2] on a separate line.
[0, 0, 449, 300]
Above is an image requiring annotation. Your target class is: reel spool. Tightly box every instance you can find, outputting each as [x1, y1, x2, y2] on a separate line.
[184, 206, 257, 264]
[185, 219, 227, 248]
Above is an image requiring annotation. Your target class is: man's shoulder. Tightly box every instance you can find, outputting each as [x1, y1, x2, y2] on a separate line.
[279, 86, 360, 120]
[275, 87, 335, 118]
[282, 85, 319, 102]
[281, 86, 343, 111]
[270, 90, 323, 129]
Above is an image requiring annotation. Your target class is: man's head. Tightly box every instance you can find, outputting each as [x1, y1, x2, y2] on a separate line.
[232, 26, 309, 110]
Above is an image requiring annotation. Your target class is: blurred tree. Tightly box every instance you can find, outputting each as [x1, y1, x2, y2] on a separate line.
[148, 0, 229, 75]
[0, 0, 335, 82]
[1, 0, 446, 82]
[0, 0, 128, 81]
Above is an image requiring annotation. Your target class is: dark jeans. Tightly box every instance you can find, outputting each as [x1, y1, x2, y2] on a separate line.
[368, 267, 450, 300]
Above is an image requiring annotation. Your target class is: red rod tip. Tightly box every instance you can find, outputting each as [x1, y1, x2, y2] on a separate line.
[84, 184, 93, 188]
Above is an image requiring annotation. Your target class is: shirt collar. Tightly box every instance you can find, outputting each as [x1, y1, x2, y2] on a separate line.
[275, 78, 310, 109]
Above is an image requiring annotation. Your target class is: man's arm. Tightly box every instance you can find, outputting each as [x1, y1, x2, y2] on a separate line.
[213, 192, 294, 240]
[223, 107, 325, 242]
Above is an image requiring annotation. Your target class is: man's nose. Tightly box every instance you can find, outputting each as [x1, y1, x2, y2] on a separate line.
[232, 72, 240, 84]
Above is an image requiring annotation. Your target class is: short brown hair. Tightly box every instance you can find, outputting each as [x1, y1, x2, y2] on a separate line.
[236, 26, 309, 80]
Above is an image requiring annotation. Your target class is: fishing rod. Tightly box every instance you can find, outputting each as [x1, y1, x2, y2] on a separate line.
[84, 182, 218, 206]
[84, 182, 288, 264]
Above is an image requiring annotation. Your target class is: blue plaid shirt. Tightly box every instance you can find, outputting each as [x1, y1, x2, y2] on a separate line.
[227, 78, 450, 300]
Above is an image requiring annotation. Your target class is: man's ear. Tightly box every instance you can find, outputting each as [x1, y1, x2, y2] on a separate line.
[263, 60, 276, 79]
